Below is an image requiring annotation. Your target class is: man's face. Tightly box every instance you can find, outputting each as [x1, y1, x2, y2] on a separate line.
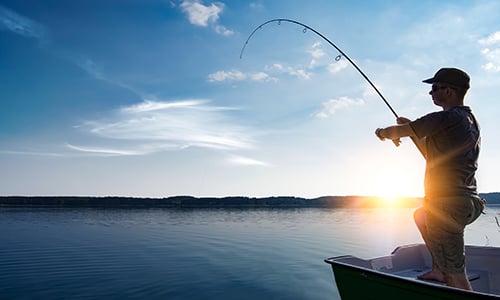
[429, 83, 449, 107]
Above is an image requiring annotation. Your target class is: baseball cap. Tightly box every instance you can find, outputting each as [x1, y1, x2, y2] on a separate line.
[422, 68, 470, 89]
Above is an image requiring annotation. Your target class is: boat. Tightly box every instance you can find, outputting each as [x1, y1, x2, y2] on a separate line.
[324, 244, 500, 299]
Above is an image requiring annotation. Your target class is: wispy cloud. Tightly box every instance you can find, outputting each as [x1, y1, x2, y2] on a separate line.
[249, 3, 264, 10]
[306, 42, 351, 74]
[0, 150, 63, 157]
[208, 63, 314, 83]
[314, 97, 365, 118]
[227, 155, 270, 167]
[74, 56, 147, 96]
[479, 31, 500, 72]
[327, 60, 349, 74]
[478, 31, 500, 46]
[250, 72, 275, 82]
[215, 24, 233, 36]
[77, 58, 105, 80]
[0, 4, 48, 44]
[265, 63, 312, 80]
[121, 99, 203, 113]
[65, 144, 148, 156]
[207, 63, 315, 82]
[179, 0, 234, 36]
[232, 41, 338, 84]
[285, 68, 312, 80]
[208, 70, 277, 82]
[0, 5, 143, 97]
[308, 42, 325, 68]
[208, 70, 247, 81]
[70, 99, 256, 156]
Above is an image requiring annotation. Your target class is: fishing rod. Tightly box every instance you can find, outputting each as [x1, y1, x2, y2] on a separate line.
[240, 18, 425, 157]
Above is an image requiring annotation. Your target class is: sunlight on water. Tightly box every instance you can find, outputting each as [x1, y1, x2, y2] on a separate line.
[1, 206, 499, 299]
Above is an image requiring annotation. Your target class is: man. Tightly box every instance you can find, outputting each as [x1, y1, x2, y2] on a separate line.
[374, 67, 485, 290]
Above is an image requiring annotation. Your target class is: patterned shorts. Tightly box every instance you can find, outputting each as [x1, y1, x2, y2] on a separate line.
[424, 195, 485, 273]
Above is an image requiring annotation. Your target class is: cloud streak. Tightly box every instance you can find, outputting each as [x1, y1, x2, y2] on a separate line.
[227, 155, 270, 167]
[0, 4, 48, 43]
[70, 99, 257, 155]
[208, 70, 278, 82]
[65, 144, 147, 156]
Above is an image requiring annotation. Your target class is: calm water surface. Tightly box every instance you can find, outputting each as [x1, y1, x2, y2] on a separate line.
[1, 206, 500, 299]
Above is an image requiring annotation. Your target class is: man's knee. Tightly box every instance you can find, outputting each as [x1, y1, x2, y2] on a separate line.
[414, 207, 426, 228]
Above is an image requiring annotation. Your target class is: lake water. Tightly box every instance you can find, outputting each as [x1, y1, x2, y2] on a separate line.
[1, 206, 500, 299]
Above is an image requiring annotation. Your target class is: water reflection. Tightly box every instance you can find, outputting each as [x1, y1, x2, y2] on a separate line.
[1, 206, 499, 300]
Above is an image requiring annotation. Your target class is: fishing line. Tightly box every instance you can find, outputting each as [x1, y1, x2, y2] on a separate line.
[240, 18, 424, 157]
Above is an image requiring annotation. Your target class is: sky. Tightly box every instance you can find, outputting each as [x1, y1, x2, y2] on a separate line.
[1, 0, 500, 198]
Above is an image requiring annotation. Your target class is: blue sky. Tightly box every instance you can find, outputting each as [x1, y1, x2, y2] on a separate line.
[1, 0, 500, 198]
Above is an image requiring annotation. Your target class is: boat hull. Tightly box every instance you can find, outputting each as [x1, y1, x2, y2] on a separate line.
[325, 244, 500, 299]
[329, 261, 497, 299]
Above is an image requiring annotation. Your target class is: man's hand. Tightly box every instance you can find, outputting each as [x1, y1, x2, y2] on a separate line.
[375, 128, 385, 141]
[375, 127, 401, 147]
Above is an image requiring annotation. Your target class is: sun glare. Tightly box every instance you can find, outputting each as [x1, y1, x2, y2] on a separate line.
[371, 184, 420, 207]
[338, 145, 424, 207]
[379, 195, 400, 206]
[375, 185, 411, 205]
[367, 164, 424, 208]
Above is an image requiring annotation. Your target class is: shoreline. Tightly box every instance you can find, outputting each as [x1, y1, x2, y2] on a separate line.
[0, 195, 422, 208]
[1, 193, 498, 208]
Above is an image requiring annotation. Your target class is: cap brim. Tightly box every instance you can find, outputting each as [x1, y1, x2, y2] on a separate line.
[422, 77, 434, 84]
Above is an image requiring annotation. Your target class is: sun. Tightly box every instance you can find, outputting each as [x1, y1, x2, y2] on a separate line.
[339, 146, 425, 205]
[378, 195, 400, 207]
[368, 167, 424, 207]
[371, 154, 424, 198]
[375, 184, 411, 206]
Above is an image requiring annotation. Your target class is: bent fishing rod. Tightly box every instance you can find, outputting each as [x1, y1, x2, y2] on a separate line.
[240, 18, 425, 158]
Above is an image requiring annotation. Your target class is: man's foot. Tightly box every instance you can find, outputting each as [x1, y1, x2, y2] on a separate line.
[417, 270, 446, 283]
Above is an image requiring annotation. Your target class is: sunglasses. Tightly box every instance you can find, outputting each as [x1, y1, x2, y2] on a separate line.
[431, 85, 448, 92]
[431, 85, 458, 93]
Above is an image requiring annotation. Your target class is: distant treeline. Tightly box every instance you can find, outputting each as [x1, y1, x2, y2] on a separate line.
[0, 193, 498, 208]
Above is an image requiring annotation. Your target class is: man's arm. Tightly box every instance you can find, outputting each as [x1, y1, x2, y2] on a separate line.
[376, 123, 413, 140]
[375, 121, 427, 157]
